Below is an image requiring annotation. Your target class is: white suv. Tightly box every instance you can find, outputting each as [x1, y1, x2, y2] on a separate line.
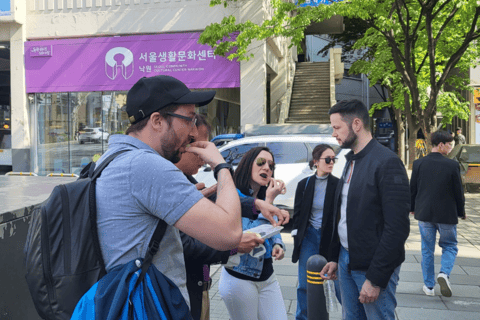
[78, 127, 109, 144]
[194, 135, 348, 213]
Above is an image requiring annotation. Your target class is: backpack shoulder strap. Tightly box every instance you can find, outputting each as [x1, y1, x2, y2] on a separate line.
[91, 150, 129, 180]
[134, 220, 168, 290]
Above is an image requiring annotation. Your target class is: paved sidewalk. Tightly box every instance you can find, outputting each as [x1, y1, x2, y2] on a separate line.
[208, 193, 480, 320]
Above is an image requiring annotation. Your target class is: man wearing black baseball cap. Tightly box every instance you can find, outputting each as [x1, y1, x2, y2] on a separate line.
[92, 75, 242, 308]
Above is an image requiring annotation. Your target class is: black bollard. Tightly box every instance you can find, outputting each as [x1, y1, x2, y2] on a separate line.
[307, 254, 328, 320]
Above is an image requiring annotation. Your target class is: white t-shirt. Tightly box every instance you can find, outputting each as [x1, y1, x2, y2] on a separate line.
[338, 161, 354, 250]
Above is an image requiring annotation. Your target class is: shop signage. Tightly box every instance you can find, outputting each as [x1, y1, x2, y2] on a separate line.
[25, 33, 240, 93]
[0, 0, 10, 16]
[296, 0, 337, 7]
[474, 88, 480, 144]
[30, 45, 53, 57]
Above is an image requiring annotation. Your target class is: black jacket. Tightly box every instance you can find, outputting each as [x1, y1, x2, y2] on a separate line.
[410, 152, 465, 224]
[181, 175, 257, 320]
[330, 139, 410, 288]
[291, 174, 339, 263]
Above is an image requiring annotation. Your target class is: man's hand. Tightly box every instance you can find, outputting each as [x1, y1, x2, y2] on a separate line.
[255, 199, 290, 226]
[195, 182, 205, 191]
[186, 141, 225, 168]
[272, 244, 285, 261]
[359, 279, 381, 304]
[410, 211, 415, 215]
[461, 214, 467, 220]
[201, 184, 217, 198]
[265, 178, 287, 203]
[320, 262, 338, 280]
[237, 233, 265, 254]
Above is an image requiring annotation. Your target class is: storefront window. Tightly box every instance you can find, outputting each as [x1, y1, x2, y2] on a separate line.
[35, 91, 129, 175]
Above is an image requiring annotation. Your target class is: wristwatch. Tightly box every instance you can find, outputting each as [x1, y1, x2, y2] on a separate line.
[214, 163, 234, 181]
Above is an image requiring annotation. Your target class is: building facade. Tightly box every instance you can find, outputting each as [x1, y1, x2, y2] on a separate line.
[1, 0, 296, 175]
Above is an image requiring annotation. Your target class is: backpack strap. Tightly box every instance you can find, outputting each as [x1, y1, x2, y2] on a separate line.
[88, 150, 130, 276]
[91, 150, 129, 180]
[134, 219, 168, 287]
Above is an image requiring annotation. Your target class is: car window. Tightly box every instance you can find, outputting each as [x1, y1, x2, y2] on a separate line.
[307, 142, 342, 160]
[266, 142, 308, 164]
[221, 143, 260, 165]
[463, 146, 480, 163]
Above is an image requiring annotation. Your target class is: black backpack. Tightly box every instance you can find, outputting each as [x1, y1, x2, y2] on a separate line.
[24, 150, 128, 320]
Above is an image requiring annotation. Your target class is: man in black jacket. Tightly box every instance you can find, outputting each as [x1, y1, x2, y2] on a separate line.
[321, 100, 410, 320]
[410, 130, 465, 298]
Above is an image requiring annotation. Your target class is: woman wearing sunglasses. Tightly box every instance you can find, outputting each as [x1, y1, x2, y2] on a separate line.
[291, 144, 340, 320]
[218, 147, 288, 320]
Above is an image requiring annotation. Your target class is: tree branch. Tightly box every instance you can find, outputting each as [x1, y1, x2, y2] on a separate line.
[432, 0, 453, 18]
[436, 7, 480, 91]
[434, 6, 459, 43]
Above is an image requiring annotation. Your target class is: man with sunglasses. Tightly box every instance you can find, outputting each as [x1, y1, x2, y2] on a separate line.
[93, 75, 245, 308]
[321, 99, 410, 320]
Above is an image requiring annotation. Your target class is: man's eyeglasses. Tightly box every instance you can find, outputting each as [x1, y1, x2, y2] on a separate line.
[319, 157, 337, 164]
[256, 157, 275, 171]
[167, 112, 197, 127]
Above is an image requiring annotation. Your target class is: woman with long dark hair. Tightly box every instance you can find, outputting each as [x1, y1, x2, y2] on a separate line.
[291, 144, 340, 320]
[218, 146, 288, 320]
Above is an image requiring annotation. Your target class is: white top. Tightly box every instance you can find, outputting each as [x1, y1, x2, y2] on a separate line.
[339, 161, 354, 250]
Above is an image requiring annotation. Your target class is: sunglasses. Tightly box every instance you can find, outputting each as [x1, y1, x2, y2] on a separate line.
[319, 157, 337, 164]
[256, 157, 275, 171]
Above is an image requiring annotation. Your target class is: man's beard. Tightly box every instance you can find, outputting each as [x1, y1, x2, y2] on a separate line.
[161, 130, 183, 164]
[341, 126, 357, 149]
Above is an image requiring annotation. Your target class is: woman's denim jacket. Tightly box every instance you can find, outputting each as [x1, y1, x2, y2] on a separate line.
[227, 189, 285, 279]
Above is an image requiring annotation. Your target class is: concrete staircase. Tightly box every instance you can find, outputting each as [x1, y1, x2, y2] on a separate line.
[286, 62, 331, 124]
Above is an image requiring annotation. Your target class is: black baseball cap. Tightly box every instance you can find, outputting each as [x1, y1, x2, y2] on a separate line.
[126, 75, 216, 124]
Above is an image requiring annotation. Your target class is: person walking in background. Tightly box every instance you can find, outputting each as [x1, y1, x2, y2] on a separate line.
[454, 127, 466, 146]
[218, 147, 288, 320]
[321, 99, 410, 320]
[410, 130, 466, 297]
[291, 144, 340, 320]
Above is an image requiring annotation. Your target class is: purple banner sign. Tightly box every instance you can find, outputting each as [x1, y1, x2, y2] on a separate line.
[25, 33, 240, 93]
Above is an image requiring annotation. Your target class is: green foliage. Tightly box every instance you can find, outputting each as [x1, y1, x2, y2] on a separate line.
[202, 0, 480, 132]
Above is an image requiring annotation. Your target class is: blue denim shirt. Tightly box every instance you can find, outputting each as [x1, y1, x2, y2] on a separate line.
[228, 190, 285, 278]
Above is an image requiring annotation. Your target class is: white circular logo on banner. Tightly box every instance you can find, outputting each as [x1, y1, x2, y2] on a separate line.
[105, 47, 134, 80]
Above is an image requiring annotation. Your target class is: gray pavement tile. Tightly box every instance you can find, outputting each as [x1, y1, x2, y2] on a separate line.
[396, 307, 480, 320]
[398, 271, 425, 282]
[274, 265, 298, 276]
[400, 263, 467, 275]
[460, 265, 480, 276]
[396, 293, 447, 309]
[276, 274, 298, 287]
[444, 285, 480, 298]
[454, 256, 480, 267]
[403, 254, 417, 263]
[441, 297, 480, 312]
[280, 286, 297, 300]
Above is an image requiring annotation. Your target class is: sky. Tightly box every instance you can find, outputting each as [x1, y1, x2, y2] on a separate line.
[0, 1, 10, 12]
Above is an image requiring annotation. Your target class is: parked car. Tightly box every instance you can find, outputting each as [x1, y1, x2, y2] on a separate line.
[78, 127, 109, 144]
[195, 135, 348, 214]
[211, 133, 245, 148]
[447, 144, 480, 192]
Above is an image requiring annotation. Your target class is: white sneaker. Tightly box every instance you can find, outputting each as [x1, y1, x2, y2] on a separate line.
[423, 285, 435, 296]
[437, 273, 452, 297]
